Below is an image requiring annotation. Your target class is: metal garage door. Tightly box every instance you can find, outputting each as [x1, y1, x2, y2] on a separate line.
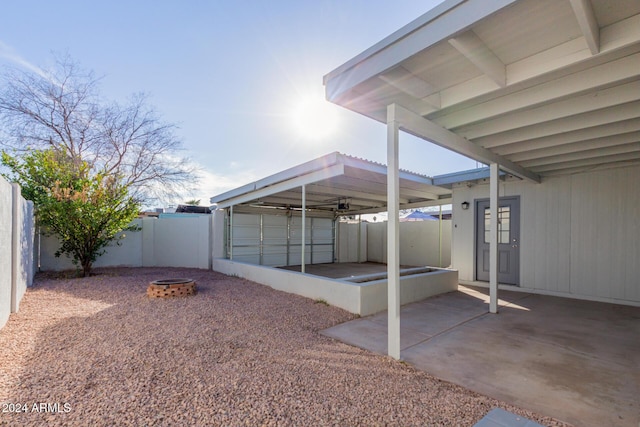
[228, 213, 334, 267]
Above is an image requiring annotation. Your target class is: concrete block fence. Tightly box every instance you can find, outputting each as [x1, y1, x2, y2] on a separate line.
[0, 176, 35, 329]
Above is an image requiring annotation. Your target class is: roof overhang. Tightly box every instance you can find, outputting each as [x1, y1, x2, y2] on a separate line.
[210, 152, 452, 216]
[324, 0, 640, 178]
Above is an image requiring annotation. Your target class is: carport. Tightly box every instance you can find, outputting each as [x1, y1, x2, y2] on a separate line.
[210, 152, 458, 315]
[211, 151, 452, 272]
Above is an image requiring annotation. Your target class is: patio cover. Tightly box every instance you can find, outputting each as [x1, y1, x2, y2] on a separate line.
[323, 0, 640, 358]
[210, 152, 451, 215]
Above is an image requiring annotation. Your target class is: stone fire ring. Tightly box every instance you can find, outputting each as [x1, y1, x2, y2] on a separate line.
[147, 278, 197, 298]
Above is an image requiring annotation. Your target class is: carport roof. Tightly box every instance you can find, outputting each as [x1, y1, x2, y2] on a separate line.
[210, 152, 451, 215]
[323, 0, 640, 178]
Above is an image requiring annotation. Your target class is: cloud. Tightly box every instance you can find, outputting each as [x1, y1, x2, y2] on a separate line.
[0, 40, 48, 78]
[151, 167, 260, 209]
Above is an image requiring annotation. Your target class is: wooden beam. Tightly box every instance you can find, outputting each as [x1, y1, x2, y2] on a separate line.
[449, 30, 506, 87]
[509, 131, 640, 162]
[324, 0, 518, 102]
[456, 80, 640, 140]
[438, 15, 639, 111]
[380, 66, 436, 98]
[477, 100, 640, 149]
[569, 0, 600, 55]
[391, 104, 540, 183]
[438, 52, 640, 130]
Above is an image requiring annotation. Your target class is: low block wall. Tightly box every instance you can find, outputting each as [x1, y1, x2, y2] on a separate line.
[212, 259, 362, 313]
[212, 258, 458, 316]
[357, 269, 458, 315]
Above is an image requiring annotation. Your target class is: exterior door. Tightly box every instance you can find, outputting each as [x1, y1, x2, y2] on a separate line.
[475, 197, 520, 285]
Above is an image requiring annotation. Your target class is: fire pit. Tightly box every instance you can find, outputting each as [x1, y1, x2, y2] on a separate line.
[147, 278, 197, 298]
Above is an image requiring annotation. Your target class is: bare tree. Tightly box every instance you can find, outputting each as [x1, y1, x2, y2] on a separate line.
[0, 55, 197, 202]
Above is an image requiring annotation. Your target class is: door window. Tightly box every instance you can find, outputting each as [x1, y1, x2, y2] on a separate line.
[484, 207, 511, 244]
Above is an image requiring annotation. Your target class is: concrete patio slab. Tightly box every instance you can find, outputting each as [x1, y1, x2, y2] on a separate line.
[321, 285, 640, 427]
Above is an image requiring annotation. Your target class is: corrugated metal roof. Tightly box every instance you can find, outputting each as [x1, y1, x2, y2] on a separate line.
[210, 151, 451, 215]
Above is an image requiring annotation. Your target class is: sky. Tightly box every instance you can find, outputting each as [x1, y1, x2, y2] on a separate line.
[0, 0, 477, 207]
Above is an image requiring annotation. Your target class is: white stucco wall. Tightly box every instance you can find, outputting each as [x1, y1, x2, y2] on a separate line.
[451, 164, 640, 306]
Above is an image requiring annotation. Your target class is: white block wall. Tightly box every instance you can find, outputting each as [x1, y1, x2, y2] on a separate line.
[39, 215, 212, 271]
[0, 177, 35, 330]
[366, 220, 452, 267]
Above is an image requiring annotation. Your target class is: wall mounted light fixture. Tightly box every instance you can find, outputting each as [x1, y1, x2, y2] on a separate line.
[461, 201, 470, 210]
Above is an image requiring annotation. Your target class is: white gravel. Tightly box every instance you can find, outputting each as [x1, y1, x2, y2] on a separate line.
[0, 267, 571, 426]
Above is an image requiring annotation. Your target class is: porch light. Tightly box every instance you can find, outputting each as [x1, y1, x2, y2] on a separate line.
[461, 201, 470, 210]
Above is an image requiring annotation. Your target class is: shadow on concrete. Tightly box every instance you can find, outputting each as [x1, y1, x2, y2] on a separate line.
[322, 285, 640, 427]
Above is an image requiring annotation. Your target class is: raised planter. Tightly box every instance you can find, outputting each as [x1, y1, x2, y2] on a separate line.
[147, 279, 197, 298]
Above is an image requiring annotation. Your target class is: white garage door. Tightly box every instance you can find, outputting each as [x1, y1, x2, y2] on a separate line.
[229, 213, 334, 267]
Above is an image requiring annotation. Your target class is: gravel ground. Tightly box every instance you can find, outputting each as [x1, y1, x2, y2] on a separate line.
[0, 267, 571, 426]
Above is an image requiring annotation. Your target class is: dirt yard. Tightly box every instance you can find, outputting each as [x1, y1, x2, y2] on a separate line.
[0, 267, 570, 426]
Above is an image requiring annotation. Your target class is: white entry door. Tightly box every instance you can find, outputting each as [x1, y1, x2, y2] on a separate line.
[475, 197, 520, 285]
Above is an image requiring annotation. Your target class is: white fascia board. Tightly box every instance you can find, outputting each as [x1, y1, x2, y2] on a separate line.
[347, 197, 454, 216]
[569, 0, 600, 55]
[434, 167, 490, 186]
[324, 0, 518, 103]
[211, 152, 341, 204]
[214, 163, 345, 208]
[341, 152, 437, 187]
[390, 103, 540, 183]
[323, 0, 464, 84]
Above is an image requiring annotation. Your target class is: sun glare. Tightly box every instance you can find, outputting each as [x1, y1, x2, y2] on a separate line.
[290, 92, 339, 141]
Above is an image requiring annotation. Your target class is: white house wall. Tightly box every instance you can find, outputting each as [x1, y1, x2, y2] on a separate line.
[452, 164, 640, 305]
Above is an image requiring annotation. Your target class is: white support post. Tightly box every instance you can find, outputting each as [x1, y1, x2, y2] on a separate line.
[229, 205, 234, 260]
[489, 163, 499, 313]
[438, 204, 443, 268]
[301, 184, 306, 274]
[387, 105, 401, 360]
